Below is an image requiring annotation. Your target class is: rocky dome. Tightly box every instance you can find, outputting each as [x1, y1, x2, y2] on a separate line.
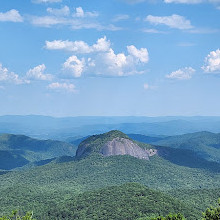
[76, 130, 157, 160]
[101, 137, 153, 160]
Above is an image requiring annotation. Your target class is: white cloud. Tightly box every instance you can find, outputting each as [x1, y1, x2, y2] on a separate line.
[30, 6, 120, 31]
[30, 16, 66, 27]
[47, 6, 70, 16]
[145, 14, 193, 30]
[48, 37, 149, 78]
[26, 64, 53, 81]
[63, 56, 85, 78]
[48, 82, 76, 92]
[127, 45, 149, 63]
[33, 0, 62, 3]
[45, 36, 110, 53]
[45, 40, 91, 53]
[0, 63, 29, 84]
[0, 9, 23, 22]
[166, 67, 195, 80]
[72, 7, 98, 18]
[92, 36, 111, 52]
[113, 14, 130, 22]
[202, 49, 220, 73]
[30, 17, 119, 30]
[88, 46, 149, 77]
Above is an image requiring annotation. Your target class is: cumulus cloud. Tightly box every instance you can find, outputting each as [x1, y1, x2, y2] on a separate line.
[145, 14, 193, 30]
[91, 45, 149, 77]
[0, 9, 23, 22]
[0, 63, 29, 84]
[47, 6, 70, 16]
[73, 7, 98, 18]
[166, 67, 195, 80]
[127, 45, 149, 63]
[26, 64, 53, 81]
[45, 36, 110, 53]
[48, 82, 76, 92]
[63, 56, 85, 78]
[47, 37, 149, 78]
[202, 49, 220, 73]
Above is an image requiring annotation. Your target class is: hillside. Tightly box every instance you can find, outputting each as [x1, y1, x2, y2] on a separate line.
[0, 130, 220, 219]
[151, 131, 220, 163]
[0, 150, 29, 170]
[0, 134, 77, 170]
[0, 152, 220, 218]
[46, 183, 199, 220]
[77, 130, 220, 172]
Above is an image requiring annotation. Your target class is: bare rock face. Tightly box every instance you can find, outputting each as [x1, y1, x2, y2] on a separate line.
[100, 137, 156, 160]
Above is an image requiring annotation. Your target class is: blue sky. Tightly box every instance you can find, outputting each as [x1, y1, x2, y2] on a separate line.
[0, 0, 220, 116]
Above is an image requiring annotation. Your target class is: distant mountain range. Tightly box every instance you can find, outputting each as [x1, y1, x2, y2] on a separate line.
[1, 115, 220, 140]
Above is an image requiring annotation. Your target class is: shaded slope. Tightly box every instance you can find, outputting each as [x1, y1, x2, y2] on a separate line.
[0, 133, 77, 163]
[0, 150, 29, 170]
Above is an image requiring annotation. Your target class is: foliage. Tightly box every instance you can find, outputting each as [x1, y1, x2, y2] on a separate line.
[150, 131, 220, 163]
[0, 152, 219, 218]
[168, 188, 220, 214]
[0, 131, 220, 219]
[0, 210, 36, 220]
[150, 213, 186, 220]
[202, 199, 220, 220]
[45, 183, 197, 220]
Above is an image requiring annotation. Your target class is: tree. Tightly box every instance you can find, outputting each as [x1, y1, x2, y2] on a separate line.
[202, 199, 220, 220]
[151, 213, 186, 220]
[0, 210, 36, 220]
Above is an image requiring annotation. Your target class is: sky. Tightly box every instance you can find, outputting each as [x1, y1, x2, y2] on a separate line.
[0, 0, 220, 117]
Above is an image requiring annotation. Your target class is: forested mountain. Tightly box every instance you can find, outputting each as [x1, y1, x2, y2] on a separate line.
[0, 134, 77, 170]
[0, 130, 219, 219]
[45, 183, 199, 220]
[129, 131, 220, 163]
